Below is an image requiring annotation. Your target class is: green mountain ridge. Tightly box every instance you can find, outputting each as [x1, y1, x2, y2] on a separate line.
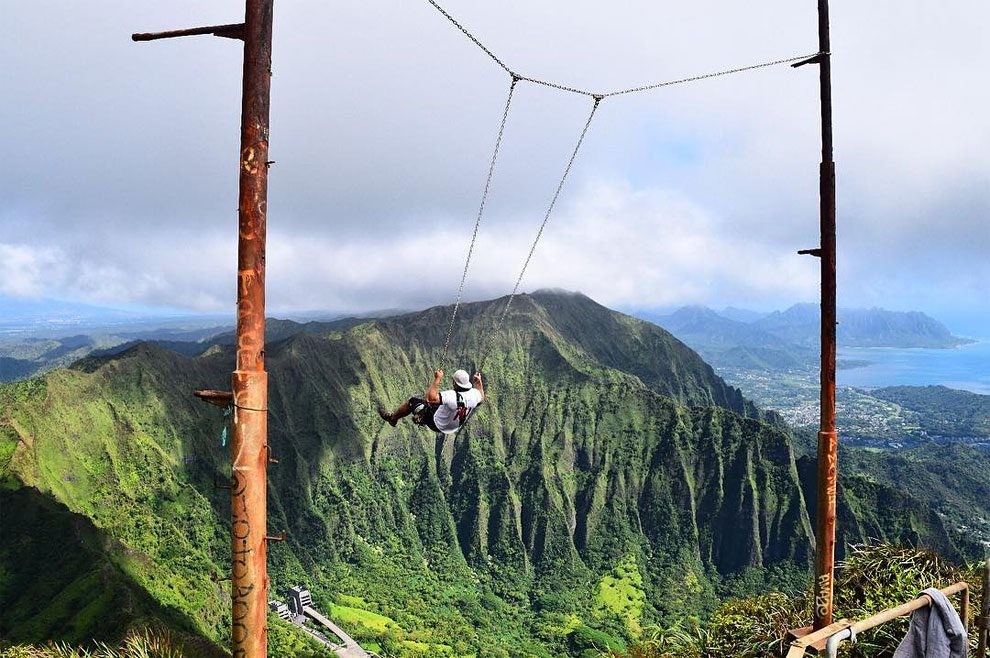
[868, 385, 990, 438]
[0, 291, 976, 655]
[754, 304, 971, 349]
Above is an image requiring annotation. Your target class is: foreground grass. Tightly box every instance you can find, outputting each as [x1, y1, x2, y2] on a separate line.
[610, 542, 985, 658]
[0, 629, 185, 658]
[0, 623, 331, 658]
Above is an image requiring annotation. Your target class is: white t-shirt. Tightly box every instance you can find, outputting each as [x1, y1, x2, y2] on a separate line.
[433, 388, 483, 433]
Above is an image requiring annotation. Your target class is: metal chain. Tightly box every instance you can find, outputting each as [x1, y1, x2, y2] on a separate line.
[601, 52, 821, 97]
[438, 76, 519, 370]
[478, 95, 602, 372]
[424, 0, 512, 74]
[424, 0, 818, 374]
[516, 74, 597, 98]
[423, 1, 817, 101]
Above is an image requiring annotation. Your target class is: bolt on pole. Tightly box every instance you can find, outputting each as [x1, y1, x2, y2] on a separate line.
[812, 0, 838, 631]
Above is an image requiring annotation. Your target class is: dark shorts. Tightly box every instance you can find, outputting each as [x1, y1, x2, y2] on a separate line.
[408, 397, 440, 432]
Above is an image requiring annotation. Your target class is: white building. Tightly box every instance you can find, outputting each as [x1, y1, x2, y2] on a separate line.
[288, 585, 313, 615]
[268, 599, 291, 620]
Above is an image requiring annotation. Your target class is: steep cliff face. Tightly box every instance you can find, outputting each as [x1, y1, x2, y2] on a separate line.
[0, 292, 828, 652]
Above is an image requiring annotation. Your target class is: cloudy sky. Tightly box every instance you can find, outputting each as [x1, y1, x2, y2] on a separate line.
[2, 1, 988, 331]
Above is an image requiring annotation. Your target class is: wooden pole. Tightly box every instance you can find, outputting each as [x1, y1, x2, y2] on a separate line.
[133, 4, 275, 656]
[812, 0, 838, 631]
[229, 1, 274, 657]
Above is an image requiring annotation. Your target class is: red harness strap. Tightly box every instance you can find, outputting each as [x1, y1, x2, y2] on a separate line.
[454, 391, 468, 425]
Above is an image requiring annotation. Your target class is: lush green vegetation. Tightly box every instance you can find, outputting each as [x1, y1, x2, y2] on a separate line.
[266, 616, 334, 658]
[610, 543, 985, 658]
[839, 442, 990, 547]
[2, 292, 982, 656]
[0, 629, 214, 658]
[870, 385, 990, 438]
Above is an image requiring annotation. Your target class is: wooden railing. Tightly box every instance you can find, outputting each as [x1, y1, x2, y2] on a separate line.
[785, 580, 975, 658]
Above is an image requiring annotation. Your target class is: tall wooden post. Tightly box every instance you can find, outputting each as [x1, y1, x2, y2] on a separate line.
[230, 1, 274, 656]
[812, 0, 838, 631]
[133, 3, 275, 656]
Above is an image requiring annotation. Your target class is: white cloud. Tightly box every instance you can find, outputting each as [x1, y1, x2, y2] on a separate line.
[0, 243, 63, 298]
[0, 234, 235, 312]
[1, 1, 988, 319]
[258, 179, 819, 313]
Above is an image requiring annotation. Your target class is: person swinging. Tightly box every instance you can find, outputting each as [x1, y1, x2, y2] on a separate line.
[379, 369, 485, 434]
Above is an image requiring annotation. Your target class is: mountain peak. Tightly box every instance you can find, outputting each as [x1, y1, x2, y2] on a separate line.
[530, 287, 587, 298]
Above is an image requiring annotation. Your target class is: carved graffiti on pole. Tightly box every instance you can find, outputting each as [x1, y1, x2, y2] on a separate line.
[816, 572, 832, 618]
[237, 271, 258, 312]
[230, 469, 254, 657]
[825, 447, 837, 506]
[242, 146, 259, 175]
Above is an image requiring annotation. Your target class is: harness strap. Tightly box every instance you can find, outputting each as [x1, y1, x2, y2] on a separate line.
[454, 391, 469, 426]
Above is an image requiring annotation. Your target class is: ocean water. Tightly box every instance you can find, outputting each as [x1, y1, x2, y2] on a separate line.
[837, 339, 990, 395]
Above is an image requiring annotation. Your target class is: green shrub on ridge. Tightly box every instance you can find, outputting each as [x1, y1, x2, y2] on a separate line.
[611, 542, 985, 658]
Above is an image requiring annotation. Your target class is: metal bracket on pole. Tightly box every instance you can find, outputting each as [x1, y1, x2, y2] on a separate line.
[132, 23, 246, 42]
[266, 445, 279, 464]
[195, 389, 234, 407]
[264, 532, 287, 543]
[798, 248, 823, 257]
[792, 52, 827, 68]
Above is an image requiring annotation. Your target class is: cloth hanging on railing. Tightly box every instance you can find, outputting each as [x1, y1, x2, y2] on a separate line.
[893, 587, 967, 658]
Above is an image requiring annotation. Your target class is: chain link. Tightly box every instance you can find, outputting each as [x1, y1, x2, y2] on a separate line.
[602, 52, 821, 97]
[424, 0, 512, 74]
[425, 0, 816, 102]
[478, 96, 601, 372]
[438, 76, 518, 370]
[424, 0, 819, 377]
[516, 74, 598, 98]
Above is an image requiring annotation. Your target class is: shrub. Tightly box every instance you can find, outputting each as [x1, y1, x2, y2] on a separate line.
[612, 542, 984, 658]
[0, 629, 188, 658]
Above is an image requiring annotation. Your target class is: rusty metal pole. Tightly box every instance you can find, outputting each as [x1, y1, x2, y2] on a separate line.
[229, 1, 274, 657]
[812, 0, 838, 631]
[132, 3, 274, 656]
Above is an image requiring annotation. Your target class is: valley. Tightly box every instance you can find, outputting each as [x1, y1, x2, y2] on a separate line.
[2, 292, 987, 656]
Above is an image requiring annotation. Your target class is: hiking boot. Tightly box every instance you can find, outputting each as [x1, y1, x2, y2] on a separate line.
[378, 407, 397, 427]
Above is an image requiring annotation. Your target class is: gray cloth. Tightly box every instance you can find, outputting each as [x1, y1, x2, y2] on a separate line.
[892, 587, 967, 658]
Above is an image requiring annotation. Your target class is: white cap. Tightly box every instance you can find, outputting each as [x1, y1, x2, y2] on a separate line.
[452, 369, 472, 390]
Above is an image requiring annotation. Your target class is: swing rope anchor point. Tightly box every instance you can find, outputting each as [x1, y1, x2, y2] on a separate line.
[791, 52, 828, 68]
[132, 23, 245, 42]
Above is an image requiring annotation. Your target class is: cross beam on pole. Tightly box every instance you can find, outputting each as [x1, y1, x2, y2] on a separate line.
[133, 2, 274, 657]
[131, 23, 246, 42]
